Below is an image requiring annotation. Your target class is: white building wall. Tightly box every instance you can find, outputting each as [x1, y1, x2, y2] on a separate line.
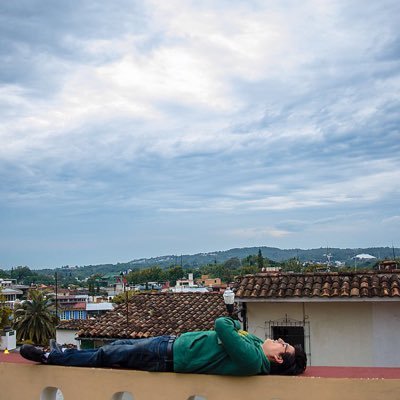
[306, 302, 372, 367]
[245, 301, 400, 367]
[56, 330, 80, 348]
[0, 330, 16, 350]
[371, 302, 400, 367]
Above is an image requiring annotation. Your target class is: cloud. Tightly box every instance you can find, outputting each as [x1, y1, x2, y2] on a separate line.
[382, 216, 400, 225]
[230, 227, 291, 239]
[0, 0, 399, 266]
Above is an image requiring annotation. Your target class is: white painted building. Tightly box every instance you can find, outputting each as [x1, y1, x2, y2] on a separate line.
[170, 273, 209, 293]
[234, 272, 400, 367]
[242, 299, 400, 367]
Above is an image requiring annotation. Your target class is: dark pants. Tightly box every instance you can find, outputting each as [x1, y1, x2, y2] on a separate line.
[47, 336, 175, 371]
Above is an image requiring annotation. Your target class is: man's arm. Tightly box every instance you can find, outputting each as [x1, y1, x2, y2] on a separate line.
[214, 317, 264, 368]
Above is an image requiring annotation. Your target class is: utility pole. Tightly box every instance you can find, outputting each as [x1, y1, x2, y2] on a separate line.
[121, 272, 129, 329]
[54, 272, 58, 320]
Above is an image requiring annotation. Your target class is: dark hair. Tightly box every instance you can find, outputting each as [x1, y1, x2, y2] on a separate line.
[269, 345, 307, 376]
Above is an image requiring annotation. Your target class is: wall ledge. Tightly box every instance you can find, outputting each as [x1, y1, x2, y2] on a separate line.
[1, 362, 400, 400]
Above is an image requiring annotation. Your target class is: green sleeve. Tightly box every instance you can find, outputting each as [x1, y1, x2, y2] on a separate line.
[214, 317, 262, 368]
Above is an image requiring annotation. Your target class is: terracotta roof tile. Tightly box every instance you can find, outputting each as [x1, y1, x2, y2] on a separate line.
[57, 319, 98, 331]
[77, 292, 228, 339]
[233, 271, 400, 300]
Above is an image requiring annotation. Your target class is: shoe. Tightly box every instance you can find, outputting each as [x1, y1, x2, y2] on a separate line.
[20, 344, 45, 363]
[49, 339, 63, 353]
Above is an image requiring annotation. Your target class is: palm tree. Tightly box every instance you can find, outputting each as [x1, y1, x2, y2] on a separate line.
[13, 290, 56, 345]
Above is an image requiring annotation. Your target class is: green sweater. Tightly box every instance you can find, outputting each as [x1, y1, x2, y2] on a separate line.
[173, 317, 270, 376]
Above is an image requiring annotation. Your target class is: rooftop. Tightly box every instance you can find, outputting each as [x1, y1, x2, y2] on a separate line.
[233, 271, 400, 299]
[77, 292, 228, 339]
[57, 319, 98, 331]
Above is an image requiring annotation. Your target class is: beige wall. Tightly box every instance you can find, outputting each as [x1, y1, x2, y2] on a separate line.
[2, 362, 400, 400]
[245, 301, 400, 367]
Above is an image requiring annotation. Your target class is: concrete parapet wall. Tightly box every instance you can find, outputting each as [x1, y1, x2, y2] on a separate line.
[1, 363, 400, 400]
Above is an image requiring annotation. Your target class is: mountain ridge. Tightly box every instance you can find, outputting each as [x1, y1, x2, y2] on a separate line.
[34, 246, 398, 278]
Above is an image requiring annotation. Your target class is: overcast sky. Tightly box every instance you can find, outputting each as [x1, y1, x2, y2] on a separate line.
[1, 0, 399, 269]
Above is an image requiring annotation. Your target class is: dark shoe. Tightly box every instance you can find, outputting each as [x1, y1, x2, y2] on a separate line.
[49, 339, 62, 353]
[20, 344, 46, 363]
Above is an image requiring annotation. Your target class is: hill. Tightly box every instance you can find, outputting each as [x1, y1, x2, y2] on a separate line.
[37, 246, 399, 279]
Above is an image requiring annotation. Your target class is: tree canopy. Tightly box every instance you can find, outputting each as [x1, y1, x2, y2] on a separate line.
[13, 290, 57, 345]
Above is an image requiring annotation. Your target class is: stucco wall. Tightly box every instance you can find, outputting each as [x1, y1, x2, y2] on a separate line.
[245, 301, 400, 367]
[371, 302, 400, 367]
[2, 362, 400, 400]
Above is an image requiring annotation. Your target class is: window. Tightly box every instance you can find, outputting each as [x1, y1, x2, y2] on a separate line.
[266, 316, 311, 365]
[272, 326, 304, 349]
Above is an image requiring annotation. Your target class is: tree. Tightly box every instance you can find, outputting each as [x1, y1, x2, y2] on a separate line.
[165, 265, 184, 286]
[12, 266, 33, 284]
[223, 257, 241, 270]
[282, 258, 302, 272]
[13, 290, 56, 345]
[0, 269, 10, 279]
[257, 249, 264, 270]
[112, 290, 136, 305]
[0, 290, 12, 331]
[239, 265, 259, 275]
[88, 280, 96, 296]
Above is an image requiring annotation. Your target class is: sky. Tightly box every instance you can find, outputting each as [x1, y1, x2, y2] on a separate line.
[1, 0, 399, 269]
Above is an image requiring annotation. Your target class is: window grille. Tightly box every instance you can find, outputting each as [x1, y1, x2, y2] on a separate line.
[265, 315, 311, 365]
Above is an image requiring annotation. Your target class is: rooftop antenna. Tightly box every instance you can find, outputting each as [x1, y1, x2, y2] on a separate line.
[324, 245, 332, 267]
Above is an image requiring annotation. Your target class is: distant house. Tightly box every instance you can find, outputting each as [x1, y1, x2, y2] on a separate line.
[376, 260, 399, 271]
[196, 275, 227, 293]
[170, 273, 209, 293]
[86, 302, 114, 317]
[197, 275, 222, 287]
[76, 292, 228, 348]
[0, 279, 29, 309]
[1, 288, 23, 309]
[56, 319, 98, 348]
[0, 278, 17, 288]
[232, 271, 400, 367]
[58, 301, 114, 321]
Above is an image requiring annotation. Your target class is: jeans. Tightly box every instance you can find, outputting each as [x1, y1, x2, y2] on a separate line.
[47, 336, 174, 371]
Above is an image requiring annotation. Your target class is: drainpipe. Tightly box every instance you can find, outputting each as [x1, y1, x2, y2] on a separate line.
[241, 302, 248, 331]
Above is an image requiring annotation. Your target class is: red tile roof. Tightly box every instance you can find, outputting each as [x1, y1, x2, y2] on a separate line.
[77, 292, 228, 339]
[233, 271, 400, 299]
[57, 319, 98, 331]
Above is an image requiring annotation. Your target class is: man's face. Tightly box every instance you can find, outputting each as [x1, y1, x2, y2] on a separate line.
[262, 338, 295, 363]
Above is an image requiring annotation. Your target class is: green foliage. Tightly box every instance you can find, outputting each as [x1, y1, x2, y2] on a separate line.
[164, 266, 184, 286]
[281, 257, 302, 272]
[112, 290, 136, 305]
[0, 307, 12, 330]
[88, 280, 96, 296]
[257, 249, 264, 270]
[239, 265, 259, 275]
[0, 269, 10, 279]
[13, 290, 56, 346]
[126, 266, 165, 285]
[0, 290, 12, 330]
[11, 246, 399, 282]
[11, 266, 54, 285]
